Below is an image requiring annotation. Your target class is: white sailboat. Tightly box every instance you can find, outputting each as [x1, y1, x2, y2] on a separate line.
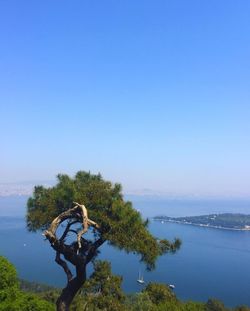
[137, 270, 145, 284]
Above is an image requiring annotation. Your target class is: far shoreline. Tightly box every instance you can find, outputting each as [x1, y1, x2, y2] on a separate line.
[153, 218, 250, 232]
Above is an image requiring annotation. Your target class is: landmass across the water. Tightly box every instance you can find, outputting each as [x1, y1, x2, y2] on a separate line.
[154, 213, 250, 230]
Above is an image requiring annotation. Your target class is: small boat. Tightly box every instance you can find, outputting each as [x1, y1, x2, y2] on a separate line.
[169, 284, 175, 289]
[137, 270, 145, 284]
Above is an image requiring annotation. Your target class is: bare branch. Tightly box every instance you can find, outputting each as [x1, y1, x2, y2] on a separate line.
[72, 202, 100, 249]
[48, 238, 80, 266]
[86, 237, 106, 264]
[87, 218, 100, 229]
[44, 202, 100, 249]
[55, 252, 73, 282]
[75, 204, 88, 249]
[60, 220, 78, 242]
[68, 229, 78, 235]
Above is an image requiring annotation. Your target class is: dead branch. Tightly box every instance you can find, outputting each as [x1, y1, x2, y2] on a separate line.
[72, 202, 100, 249]
[86, 237, 105, 264]
[60, 220, 78, 242]
[55, 252, 73, 282]
[44, 202, 100, 249]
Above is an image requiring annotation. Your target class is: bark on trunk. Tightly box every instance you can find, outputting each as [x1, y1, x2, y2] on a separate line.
[56, 264, 86, 311]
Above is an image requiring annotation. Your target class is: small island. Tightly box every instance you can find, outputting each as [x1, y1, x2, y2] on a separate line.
[154, 213, 250, 231]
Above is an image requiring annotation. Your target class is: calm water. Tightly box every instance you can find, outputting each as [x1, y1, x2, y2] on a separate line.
[1, 196, 250, 307]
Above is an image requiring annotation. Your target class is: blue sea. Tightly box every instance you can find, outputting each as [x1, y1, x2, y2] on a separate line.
[1, 196, 250, 307]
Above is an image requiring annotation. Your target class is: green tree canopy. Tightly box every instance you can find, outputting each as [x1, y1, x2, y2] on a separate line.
[0, 256, 18, 290]
[26, 171, 180, 310]
[27, 171, 180, 268]
[81, 260, 125, 311]
[143, 282, 177, 305]
[0, 256, 54, 311]
[205, 299, 227, 311]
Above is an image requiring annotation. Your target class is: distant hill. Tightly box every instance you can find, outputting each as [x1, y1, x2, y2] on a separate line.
[154, 213, 250, 230]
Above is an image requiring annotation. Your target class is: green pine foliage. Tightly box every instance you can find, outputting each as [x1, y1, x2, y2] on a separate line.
[0, 256, 54, 311]
[142, 282, 177, 305]
[27, 171, 180, 269]
[81, 260, 126, 311]
[0, 256, 18, 290]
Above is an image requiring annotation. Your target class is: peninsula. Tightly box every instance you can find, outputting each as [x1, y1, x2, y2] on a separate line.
[154, 213, 250, 231]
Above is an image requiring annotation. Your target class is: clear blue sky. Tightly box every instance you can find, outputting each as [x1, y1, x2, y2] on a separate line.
[0, 0, 250, 197]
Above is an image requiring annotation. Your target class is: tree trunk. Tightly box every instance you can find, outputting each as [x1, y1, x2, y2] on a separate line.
[56, 264, 86, 311]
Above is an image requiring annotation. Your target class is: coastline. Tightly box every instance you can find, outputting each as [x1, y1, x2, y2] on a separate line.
[154, 218, 250, 232]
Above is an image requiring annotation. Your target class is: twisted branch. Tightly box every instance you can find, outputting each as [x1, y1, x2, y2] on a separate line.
[55, 252, 73, 282]
[60, 220, 78, 242]
[73, 202, 100, 249]
[44, 202, 100, 249]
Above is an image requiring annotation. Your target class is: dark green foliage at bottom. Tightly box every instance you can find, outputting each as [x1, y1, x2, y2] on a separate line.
[0, 256, 54, 311]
